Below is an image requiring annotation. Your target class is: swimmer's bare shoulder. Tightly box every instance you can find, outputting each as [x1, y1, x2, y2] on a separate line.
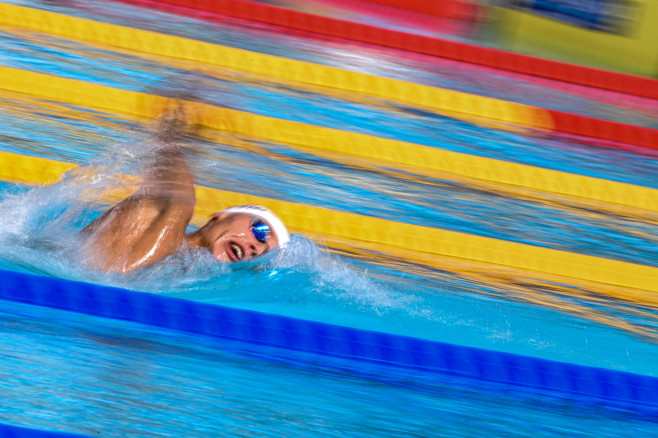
[80, 105, 197, 273]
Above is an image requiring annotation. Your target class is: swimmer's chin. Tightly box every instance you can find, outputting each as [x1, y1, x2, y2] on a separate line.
[211, 244, 231, 263]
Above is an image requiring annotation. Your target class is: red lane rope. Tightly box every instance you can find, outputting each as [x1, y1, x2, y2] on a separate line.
[548, 110, 658, 151]
[361, 0, 477, 19]
[118, 0, 658, 100]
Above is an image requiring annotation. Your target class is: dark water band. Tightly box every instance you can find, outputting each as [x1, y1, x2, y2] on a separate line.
[1, 269, 657, 415]
[0, 423, 91, 437]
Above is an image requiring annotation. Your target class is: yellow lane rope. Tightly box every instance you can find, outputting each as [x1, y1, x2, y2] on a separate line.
[1, 66, 656, 213]
[0, 2, 553, 130]
[1, 150, 657, 294]
[0, 151, 76, 184]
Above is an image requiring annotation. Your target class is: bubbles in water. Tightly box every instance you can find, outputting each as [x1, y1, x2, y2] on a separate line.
[0, 137, 143, 279]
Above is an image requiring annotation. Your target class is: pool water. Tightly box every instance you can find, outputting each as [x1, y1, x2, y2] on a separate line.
[0, 299, 655, 438]
[0, 0, 657, 436]
[1, 99, 657, 376]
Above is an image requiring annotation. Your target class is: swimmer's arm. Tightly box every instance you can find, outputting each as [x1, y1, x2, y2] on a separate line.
[138, 106, 197, 204]
[139, 141, 197, 205]
[81, 121, 197, 272]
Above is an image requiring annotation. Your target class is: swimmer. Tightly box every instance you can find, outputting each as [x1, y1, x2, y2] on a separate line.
[79, 104, 289, 273]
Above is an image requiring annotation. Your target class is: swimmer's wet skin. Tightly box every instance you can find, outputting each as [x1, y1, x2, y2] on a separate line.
[79, 107, 289, 273]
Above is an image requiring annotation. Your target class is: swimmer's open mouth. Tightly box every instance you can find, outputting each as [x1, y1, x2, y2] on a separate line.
[227, 241, 244, 262]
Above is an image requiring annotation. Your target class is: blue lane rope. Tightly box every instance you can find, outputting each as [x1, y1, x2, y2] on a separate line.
[0, 423, 91, 437]
[1, 269, 657, 412]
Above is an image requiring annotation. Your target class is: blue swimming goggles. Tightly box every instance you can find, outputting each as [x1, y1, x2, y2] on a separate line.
[251, 220, 271, 243]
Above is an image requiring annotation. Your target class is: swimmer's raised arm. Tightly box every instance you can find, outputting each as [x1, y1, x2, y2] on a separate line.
[80, 106, 197, 272]
[80, 100, 290, 273]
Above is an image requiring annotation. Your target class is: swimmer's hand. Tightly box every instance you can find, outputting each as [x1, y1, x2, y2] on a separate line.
[149, 99, 201, 145]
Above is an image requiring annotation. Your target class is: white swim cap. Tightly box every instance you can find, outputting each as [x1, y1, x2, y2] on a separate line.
[221, 205, 290, 246]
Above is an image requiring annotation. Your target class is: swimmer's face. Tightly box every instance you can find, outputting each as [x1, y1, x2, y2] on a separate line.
[194, 212, 281, 263]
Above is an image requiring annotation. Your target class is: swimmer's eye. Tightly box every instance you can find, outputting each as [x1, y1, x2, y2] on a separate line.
[251, 220, 271, 244]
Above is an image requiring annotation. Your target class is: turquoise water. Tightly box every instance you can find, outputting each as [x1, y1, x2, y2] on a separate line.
[0, 299, 655, 437]
[0, 1, 658, 436]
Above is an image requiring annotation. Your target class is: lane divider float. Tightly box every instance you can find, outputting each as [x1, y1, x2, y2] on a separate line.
[1, 66, 656, 213]
[2, 269, 658, 410]
[117, 0, 658, 99]
[0, 2, 551, 131]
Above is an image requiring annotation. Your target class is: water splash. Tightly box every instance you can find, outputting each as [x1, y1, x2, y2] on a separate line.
[0, 132, 420, 322]
[0, 137, 144, 279]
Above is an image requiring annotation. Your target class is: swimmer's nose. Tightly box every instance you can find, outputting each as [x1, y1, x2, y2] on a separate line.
[248, 242, 267, 259]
